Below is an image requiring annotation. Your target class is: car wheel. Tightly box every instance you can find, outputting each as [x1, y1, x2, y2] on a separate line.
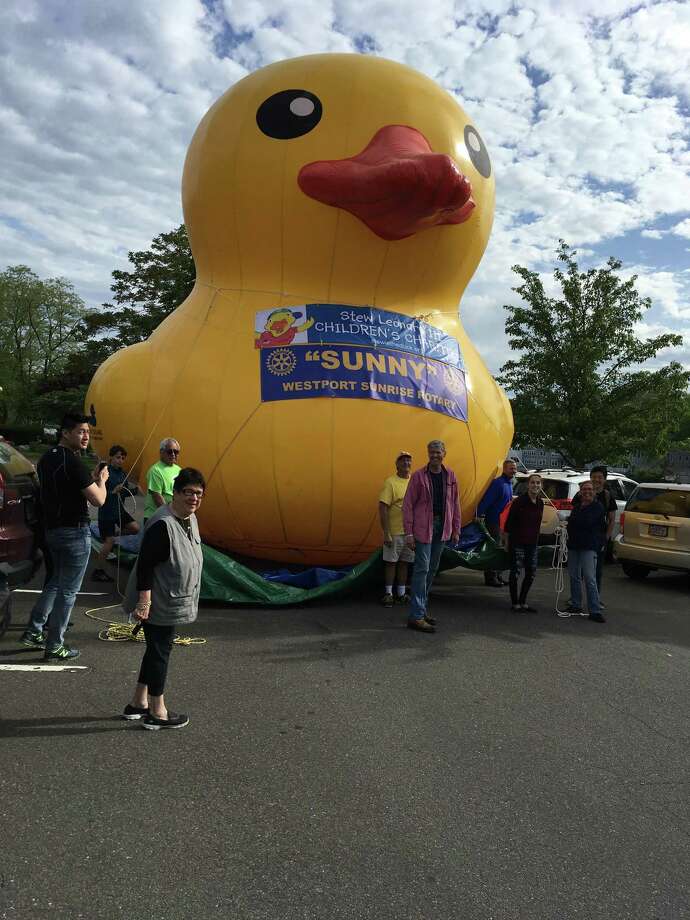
[621, 561, 651, 580]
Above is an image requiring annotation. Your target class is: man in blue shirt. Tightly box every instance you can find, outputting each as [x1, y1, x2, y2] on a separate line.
[477, 458, 517, 587]
[92, 445, 140, 583]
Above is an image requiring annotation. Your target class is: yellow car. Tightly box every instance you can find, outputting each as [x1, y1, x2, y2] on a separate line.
[615, 482, 690, 579]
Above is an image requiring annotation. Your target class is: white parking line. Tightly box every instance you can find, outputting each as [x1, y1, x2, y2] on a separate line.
[13, 589, 110, 596]
[0, 664, 88, 671]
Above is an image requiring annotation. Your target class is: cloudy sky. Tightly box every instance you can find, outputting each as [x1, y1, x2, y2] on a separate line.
[1, 0, 689, 374]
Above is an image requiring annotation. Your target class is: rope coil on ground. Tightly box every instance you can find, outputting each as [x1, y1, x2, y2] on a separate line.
[83, 606, 206, 646]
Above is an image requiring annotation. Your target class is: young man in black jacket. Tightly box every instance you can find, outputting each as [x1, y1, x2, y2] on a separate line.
[20, 413, 108, 659]
[571, 465, 616, 601]
[565, 481, 607, 623]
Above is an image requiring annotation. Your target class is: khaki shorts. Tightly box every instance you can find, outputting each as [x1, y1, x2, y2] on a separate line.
[382, 534, 415, 563]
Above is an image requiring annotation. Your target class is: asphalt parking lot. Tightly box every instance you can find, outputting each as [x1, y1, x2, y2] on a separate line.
[1, 557, 688, 920]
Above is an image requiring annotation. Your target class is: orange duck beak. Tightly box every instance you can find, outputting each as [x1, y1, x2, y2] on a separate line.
[298, 125, 475, 241]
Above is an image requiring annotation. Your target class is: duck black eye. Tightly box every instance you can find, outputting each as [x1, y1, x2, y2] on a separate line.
[464, 125, 491, 179]
[256, 90, 322, 140]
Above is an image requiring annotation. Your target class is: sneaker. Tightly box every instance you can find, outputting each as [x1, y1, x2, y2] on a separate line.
[407, 618, 435, 633]
[20, 630, 46, 649]
[122, 704, 149, 721]
[424, 615, 437, 626]
[380, 593, 394, 608]
[92, 568, 114, 583]
[394, 593, 411, 605]
[520, 604, 538, 613]
[142, 711, 190, 731]
[589, 613, 606, 623]
[599, 601, 606, 610]
[511, 604, 522, 613]
[564, 604, 583, 615]
[44, 644, 80, 661]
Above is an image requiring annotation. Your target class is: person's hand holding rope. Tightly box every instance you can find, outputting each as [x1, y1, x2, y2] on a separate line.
[134, 590, 151, 622]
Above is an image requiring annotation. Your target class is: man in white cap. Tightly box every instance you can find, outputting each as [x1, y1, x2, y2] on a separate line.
[378, 451, 414, 607]
[143, 438, 181, 524]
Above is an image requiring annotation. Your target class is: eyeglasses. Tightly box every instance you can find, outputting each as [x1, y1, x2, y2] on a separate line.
[181, 489, 204, 499]
[165, 448, 180, 455]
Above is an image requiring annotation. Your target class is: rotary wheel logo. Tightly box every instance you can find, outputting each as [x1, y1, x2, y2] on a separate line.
[266, 347, 297, 376]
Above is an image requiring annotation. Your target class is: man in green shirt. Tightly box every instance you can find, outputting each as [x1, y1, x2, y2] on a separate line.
[143, 438, 181, 522]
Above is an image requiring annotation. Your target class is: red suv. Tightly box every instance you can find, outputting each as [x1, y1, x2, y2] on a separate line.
[0, 438, 41, 637]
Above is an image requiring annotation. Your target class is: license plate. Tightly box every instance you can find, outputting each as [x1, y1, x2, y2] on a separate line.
[649, 524, 668, 537]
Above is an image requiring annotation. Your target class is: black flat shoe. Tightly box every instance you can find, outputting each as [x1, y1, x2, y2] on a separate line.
[122, 704, 149, 721]
[142, 711, 190, 730]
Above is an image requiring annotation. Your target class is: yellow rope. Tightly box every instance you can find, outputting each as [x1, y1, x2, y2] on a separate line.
[83, 606, 206, 646]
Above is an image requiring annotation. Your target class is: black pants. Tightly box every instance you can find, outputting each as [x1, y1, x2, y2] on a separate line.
[509, 543, 538, 606]
[138, 623, 175, 696]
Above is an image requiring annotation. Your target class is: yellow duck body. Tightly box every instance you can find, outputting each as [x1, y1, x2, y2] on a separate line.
[87, 54, 513, 564]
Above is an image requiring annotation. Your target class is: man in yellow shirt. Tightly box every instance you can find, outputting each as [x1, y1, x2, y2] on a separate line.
[378, 451, 414, 607]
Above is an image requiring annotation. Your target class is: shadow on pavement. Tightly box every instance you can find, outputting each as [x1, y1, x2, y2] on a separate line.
[0, 715, 134, 739]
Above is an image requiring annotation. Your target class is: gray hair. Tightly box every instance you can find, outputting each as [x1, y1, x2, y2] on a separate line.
[427, 440, 446, 452]
[159, 437, 180, 451]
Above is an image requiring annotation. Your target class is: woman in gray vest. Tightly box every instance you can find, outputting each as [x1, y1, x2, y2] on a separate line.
[122, 467, 205, 730]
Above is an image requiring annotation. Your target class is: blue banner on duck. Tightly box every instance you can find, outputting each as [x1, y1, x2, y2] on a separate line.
[256, 305, 467, 421]
[254, 304, 464, 368]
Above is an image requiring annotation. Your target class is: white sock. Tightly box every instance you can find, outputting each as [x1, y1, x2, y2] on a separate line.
[396, 585, 406, 596]
[384, 585, 393, 594]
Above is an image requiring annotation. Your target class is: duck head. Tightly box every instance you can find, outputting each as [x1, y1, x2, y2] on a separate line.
[183, 54, 495, 311]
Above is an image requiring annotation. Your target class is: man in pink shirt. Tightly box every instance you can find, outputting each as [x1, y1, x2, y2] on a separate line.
[403, 440, 461, 633]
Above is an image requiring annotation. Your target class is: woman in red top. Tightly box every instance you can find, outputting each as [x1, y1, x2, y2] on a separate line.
[501, 474, 544, 613]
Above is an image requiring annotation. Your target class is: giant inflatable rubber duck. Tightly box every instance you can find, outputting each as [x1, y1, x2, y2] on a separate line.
[87, 54, 513, 564]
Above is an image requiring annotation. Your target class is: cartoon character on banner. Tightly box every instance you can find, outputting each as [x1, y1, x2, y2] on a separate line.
[255, 308, 315, 348]
[87, 54, 514, 565]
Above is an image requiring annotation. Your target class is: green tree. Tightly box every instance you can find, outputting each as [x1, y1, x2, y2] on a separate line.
[93, 224, 195, 349]
[15, 226, 196, 409]
[0, 265, 88, 422]
[668, 392, 690, 449]
[498, 242, 689, 468]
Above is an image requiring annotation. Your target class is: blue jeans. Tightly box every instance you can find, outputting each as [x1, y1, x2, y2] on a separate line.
[409, 517, 446, 620]
[568, 549, 601, 616]
[27, 525, 91, 648]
